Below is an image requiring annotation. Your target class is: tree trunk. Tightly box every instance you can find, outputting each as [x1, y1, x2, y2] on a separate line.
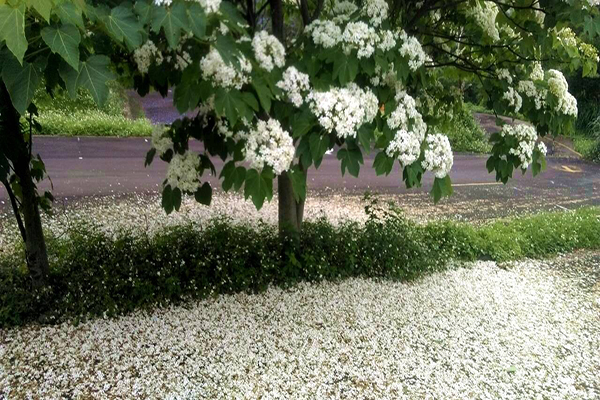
[0, 85, 50, 288]
[278, 172, 305, 233]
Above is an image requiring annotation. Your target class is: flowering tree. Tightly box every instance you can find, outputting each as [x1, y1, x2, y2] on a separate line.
[0, 0, 598, 284]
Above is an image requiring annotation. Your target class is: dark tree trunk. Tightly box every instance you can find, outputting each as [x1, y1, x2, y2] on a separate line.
[278, 172, 306, 233]
[0, 85, 50, 288]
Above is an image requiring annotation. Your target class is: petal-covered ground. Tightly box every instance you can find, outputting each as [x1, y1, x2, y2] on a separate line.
[2, 253, 599, 399]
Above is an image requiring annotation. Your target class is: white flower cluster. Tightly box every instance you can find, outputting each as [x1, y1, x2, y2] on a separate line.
[240, 119, 295, 175]
[386, 91, 427, 166]
[421, 134, 453, 178]
[465, 1, 500, 41]
[200, 48, 252, 89]
[252, 31, 285, 72]
[379, 30, 396, 51]
[276, 67, 311, 107]
[398, 30, 429, 70]
[501, 124, 539, 169]
[546, 69, 578, 117]
[307, 84, 378, 139]
[342, 22, 379, 58]
[133, 40, 164, 74]
[332, 0, 358, 22]
[154, 0, 221, 13]
[517, 80, 546, 110]
[537, 141, 547, 156]
[497, 68, 512, 84]
[363, 0, 388, 26]
[306, 20, 342, 48]
[166, 152, 201, 192]
[502, 87, 523, 113]
[151, 130, 173, 156]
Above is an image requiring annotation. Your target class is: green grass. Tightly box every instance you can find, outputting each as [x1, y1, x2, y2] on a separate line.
[2, 202, 599, 327]
[28, 85, 153, 137]
[445, 106, 491, 153]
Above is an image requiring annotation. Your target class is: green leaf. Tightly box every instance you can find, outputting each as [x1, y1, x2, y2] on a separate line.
[151, 2, 188, 49]
[2, 57, 45, 115]
[288, 167, 306, 202]
[27, 0, 53, 22]
[337, 147, 363, 177]
[214, 87, 243, 126]
[241, 92, 259, 111]
[357, 124, 373, 153]
[0, 3, 27, 63]
[194, 182, 212, 205]
[145, 148, 156, 167]
[244, 168, 273, 209]
[219, 1, 247, 31]
[55, 2, 84, 28]
[431, 175, 453, 203]
[291, 108, 315, 138]
[106, 5, 143, 49]
[162, 185, 174, 214]
[333, 55, 359, 85]
[214, 34, 240, 68]
[252, 77, 272, 112]
[134, 0, 153, 25]
[186, 2, 206, 39]
[309, 133, 330, 168]
[174, 82, 201, 113]
[373, 151, 394, 176]
[41, 24, 81, 70]
[58, 61, 79, 98]
[77, 55, 116, 106]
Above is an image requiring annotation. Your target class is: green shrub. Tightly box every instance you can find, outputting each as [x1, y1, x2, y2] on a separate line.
[445, 106, 491, 153]
[1, 204, 599, 327]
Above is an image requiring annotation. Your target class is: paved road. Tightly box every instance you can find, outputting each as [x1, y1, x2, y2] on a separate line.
[0, 137, 598, 210]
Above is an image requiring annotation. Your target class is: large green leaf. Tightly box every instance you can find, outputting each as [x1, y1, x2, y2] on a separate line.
[41, 24, 81, 70]
[337, 146, 363, 177]
[186, 2, 206, 39]
[0, 3, 27, 64]
[309, 133, 330, 168]
[105, 5, 143, 49]
[77, 55, 116, 105]
[288, 166, 307, 203]
[134, 0, 153, 24]
[214, 87, 244, 126]
[2, 57, 45, 115]
[244, 168, 273, 209]
[333, 55, 359, 85]
[55, 2, 84, 28]
[214, 34, 240, 68]
[151, 2, 188, 49]
[58, 60, 79, 98]
[27, 0, 53, 22]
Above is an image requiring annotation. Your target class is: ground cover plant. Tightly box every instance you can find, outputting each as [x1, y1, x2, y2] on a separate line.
[1, 202, 599, 328]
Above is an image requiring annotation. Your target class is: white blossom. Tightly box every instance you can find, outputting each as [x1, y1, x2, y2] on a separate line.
[252, 31, 286, 72]
[133, 40, 163, 74]
[386, 129, 422, 166]
[240, 119, 295, 175]
[546, 69, 578, 117]
[465, 1, 500, 41]
[166, 152, 201, 192]
[342, 22, 379, 58]
[363, 0, 388, 26]
[151, 130, 173, 156]
[537, 141, 547, 156]
[501, 124, 539, 169]
[277, 67, 311, 107]
[502, 87, 523, 113]
[200, 47, 252, 89]
[308, 84, 378, 139]
[398, 30, 429, 70]
[306, 20, 342, 48]
[422, 133, 453, 178]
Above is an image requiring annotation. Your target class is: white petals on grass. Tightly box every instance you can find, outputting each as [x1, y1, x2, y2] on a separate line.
[501, 124, 539, 170]
[422, 133, 453, 178]
[308, 83, 378, 139]
[240, 119, 295, 175]
[166, 152, 200, 192]
[3, 257, 599, 399]
[252, 31, 285, 72]
[276, 66, 311, 107]
[200, 47, 252, 89]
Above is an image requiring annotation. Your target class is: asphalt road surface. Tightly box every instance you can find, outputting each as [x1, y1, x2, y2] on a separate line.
[0, 136, 598, 212]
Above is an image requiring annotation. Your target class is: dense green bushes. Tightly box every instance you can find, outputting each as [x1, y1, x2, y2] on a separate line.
[445, 106, 491, 153]
[27, 86, 153, 137]
[1, 205, 599, 327]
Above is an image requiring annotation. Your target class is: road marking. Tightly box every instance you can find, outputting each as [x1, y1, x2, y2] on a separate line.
[556, 165, 583, 173]
[453, 182, 503, 187]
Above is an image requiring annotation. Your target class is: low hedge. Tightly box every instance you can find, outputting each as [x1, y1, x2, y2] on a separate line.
[1, 205, 599, 327]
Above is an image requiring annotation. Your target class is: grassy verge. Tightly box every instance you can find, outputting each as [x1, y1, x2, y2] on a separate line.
[1, 202, 599, 327]
[28, 85, 153, 137]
